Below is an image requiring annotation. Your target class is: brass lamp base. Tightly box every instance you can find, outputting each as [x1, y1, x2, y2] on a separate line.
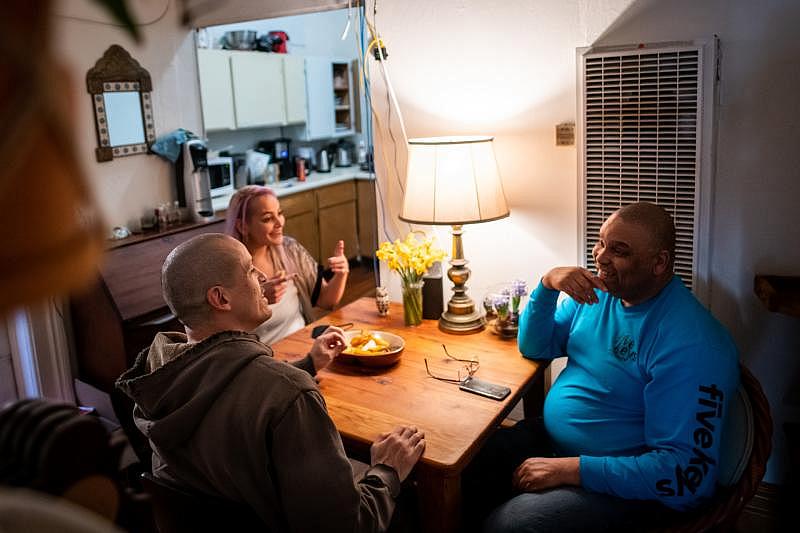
[438, 224, 485, 334]
[439, 305, 485, 334]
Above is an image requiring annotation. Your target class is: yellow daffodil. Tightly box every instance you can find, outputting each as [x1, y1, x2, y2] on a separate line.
[376, 231, 446, 286]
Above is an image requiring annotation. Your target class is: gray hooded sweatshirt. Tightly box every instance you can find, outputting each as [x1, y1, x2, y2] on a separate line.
[116, 331, 399, 532]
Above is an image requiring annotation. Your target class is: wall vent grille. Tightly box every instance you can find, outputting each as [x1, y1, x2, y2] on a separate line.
[581, 46, 703, 289]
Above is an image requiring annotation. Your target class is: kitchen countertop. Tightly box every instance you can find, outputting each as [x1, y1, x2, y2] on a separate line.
[211, 165, 373, 211]
[107, 166, 374, 250]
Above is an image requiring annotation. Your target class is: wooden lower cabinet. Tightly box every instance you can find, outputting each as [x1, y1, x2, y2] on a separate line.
[318, 201, 358, 261]
[280, 179, 372, 263]
[281, 189, 319, 261]
[285, 210, 319, 262]
[357, 179, 377, 258]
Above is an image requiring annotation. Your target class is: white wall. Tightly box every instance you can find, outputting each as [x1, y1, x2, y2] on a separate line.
[53, 0, 202, 231]
[204, 8, 359, 57]
[367, 0, 798, 484]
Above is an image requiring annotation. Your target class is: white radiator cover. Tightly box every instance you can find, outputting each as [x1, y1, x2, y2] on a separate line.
[577, 39, 719, 304]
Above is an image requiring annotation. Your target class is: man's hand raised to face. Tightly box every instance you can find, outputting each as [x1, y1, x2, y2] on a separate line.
[542, 267, 607, 305]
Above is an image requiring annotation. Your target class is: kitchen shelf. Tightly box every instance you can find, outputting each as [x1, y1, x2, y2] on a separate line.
[754, 274, 800, 317]
[331, 62, 353, 132]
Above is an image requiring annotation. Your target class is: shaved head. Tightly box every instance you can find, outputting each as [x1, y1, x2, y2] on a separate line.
[613, 202, 676, 267]
[162, 234, 248, 328]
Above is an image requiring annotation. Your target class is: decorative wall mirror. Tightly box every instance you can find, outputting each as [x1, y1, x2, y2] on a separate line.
[86, 45, 156, 162]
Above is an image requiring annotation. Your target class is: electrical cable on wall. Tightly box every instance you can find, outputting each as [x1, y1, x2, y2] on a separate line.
[361, 1, 414, 242]
[55, 0, 170, 28]
[356, 2, 410, 246]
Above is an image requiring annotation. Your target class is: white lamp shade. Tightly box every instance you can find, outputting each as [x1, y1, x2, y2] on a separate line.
[400, 136, 509, 225]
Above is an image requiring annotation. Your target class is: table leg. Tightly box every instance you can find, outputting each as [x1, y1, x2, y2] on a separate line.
[416, 466, 461, 533]
[523, 361, 549, 419]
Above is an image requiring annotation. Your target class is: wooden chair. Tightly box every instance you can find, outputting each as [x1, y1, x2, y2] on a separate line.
[659, 364, 773, 532]
[140, 472, 265, 533]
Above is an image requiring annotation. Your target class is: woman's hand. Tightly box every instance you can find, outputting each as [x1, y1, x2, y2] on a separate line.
[260, 271, 294, 304]
[327, 240, 349, 275]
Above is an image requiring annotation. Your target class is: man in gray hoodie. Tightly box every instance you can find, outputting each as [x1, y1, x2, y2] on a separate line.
[116, 233, 425, 532]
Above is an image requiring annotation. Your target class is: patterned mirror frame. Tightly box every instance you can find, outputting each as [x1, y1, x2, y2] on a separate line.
[86, 45, 156, 162]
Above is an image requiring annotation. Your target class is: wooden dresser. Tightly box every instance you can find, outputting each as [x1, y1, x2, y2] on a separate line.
[70, 220, 226, 393]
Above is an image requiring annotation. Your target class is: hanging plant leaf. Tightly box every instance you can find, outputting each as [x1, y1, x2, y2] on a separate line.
[92, 0, 141, 43]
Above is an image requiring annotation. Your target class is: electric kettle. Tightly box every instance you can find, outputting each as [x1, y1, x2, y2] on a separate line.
[317, 148, 332, 172]
[336, 142, 353, 167]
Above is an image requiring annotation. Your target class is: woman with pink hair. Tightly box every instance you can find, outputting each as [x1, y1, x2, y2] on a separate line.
[225, 185, 349, 344]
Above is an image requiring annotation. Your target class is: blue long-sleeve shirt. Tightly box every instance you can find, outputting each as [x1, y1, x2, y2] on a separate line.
[518, 276, 739, 511]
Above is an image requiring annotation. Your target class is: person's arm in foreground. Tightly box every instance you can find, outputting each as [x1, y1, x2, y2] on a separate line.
[272, 393, 425, 532]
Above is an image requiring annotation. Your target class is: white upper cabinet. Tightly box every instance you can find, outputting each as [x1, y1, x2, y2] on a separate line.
[197, 50, 307, 131]
[300, 57, 355, 141]
[230, 52, 285, 128]
[303, 57, 336, 140]
[197, 49, 235, 130]
[283, 55, 307, 125]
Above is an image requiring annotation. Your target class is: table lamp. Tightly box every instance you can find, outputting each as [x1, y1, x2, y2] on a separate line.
[399, 136, 509, 334]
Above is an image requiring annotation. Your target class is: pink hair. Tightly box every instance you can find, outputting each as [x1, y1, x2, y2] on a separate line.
[224, 185, 277, 243]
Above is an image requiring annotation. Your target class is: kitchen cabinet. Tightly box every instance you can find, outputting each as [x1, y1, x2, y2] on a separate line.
[283, 55, 307, 125]
[197, 49, 307, 131]
[230, 52, 286, 128]
[300, 57, 355, 141]
[332, 62, 354, 133]
[197, 49, 235, 130]
[356, 179, 377, 259]
[317, 181, 358, 261]
[279, 179, 364, 263]
[281, 189, 319, 264]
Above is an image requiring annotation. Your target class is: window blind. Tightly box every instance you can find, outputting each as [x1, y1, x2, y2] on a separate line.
[581, 46, 703, 290]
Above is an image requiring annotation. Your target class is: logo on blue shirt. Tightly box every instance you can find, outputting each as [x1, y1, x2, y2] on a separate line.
[612, 335, 637, 362]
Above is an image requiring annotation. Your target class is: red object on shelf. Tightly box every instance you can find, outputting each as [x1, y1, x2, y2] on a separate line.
[268, 31, 289, 53]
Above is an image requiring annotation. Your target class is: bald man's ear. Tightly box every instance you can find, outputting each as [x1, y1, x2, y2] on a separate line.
[206, 285, 232, 311]
[652, 250, 670, 276]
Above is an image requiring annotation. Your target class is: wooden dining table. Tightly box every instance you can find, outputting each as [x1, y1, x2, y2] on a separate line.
[271, 297, 544, 533]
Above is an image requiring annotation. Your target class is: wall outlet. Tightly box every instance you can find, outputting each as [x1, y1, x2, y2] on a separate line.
[556, 122, 575, 146]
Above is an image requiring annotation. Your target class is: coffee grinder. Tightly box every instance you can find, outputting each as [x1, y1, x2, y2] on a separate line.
[176, 138, 214, 221]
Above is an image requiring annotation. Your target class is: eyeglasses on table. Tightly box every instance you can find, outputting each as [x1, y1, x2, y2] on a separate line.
[424, 344, 480, 384]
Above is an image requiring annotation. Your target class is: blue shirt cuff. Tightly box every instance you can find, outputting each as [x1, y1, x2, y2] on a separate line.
[579, 455, 607, 493]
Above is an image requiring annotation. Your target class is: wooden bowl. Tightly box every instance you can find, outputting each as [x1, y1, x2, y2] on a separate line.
[337, 330, 404, 367]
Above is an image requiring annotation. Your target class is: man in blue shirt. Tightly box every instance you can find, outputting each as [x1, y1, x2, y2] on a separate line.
[472, 202, 739, 532]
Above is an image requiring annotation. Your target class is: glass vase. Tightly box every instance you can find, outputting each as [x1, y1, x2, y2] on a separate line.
[401, 280, 424, 326]
[494, 310, 519, 339]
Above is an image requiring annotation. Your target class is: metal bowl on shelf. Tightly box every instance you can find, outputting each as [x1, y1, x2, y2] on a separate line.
[223, 30, 257, 50]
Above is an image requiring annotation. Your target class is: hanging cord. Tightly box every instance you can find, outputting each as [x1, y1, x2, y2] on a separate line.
[55, 0, 170, 28]
[357, 3, 409, 243]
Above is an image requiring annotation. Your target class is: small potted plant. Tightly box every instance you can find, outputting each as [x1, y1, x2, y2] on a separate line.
[489, 279, 528, 339]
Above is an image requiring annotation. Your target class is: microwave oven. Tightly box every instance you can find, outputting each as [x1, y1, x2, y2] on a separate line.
[207, 156, 234, 198]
